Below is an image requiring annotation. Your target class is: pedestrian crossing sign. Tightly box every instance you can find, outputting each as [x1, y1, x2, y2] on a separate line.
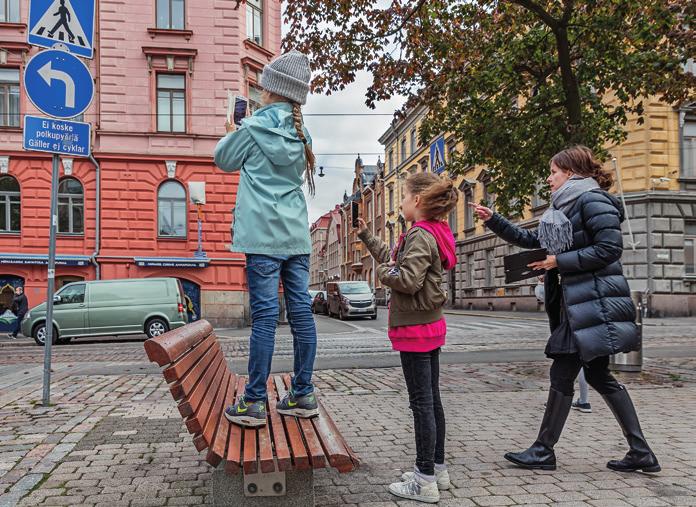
[430, 136, 446, 174]
[28, 0, 95, 59]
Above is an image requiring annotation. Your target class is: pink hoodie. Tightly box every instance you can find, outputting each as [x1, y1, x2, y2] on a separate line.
[388, 220, 456, 353]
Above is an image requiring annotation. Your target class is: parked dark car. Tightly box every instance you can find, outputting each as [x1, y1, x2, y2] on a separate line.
[312, 291, 329, 315]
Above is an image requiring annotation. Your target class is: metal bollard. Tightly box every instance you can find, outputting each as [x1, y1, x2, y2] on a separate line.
[277, 290, 288, 325]
[610, 291, 643, 372]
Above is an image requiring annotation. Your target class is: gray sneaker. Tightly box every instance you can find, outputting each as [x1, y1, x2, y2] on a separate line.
[389, 475, 439, 503]
[224, 396, 267, 427]
[276, 391, 319, 418]
[402, 468, 451, 490]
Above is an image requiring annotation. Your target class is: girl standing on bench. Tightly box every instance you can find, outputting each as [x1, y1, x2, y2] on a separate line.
[357, 173, 458, 504]
[214, 50, 319, 428]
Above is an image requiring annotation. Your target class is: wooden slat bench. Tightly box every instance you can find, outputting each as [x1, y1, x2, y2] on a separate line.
[144, 320, 359, 507]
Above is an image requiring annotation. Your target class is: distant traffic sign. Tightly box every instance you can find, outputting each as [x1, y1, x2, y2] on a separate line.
[23, 115, 91, 157]
[430, 136, 446, 174]
[24, 50, 94, 119]
[28, 0, 95, 58]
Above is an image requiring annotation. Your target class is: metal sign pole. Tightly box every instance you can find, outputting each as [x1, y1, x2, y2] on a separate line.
[42, 153, 60, 407]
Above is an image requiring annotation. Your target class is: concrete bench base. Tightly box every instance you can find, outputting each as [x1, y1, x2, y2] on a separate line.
[211, 462, 314, 507]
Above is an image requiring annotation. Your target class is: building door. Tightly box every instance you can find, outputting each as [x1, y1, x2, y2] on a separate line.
[0, 275, 24, 331]
[179, 279, 201, 322]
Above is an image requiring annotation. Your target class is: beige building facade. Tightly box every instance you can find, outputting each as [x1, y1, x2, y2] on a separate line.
[378, 99, 696, 316]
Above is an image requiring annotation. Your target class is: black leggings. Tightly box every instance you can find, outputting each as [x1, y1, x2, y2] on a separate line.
[550, 355, 623, 396]
[400, 348, 446, 476]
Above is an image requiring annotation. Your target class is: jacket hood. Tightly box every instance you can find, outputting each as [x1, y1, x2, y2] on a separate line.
[589, 189, 625, 223]
[413, 220, 457, 270]
[242, 102, 308, 166]
[603, 191, 625, 223]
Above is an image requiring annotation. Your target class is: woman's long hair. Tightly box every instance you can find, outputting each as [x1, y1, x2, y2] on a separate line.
[551, 146, 613, 190]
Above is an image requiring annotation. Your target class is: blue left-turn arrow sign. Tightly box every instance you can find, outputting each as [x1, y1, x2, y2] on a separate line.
[24, 49, 94, 119]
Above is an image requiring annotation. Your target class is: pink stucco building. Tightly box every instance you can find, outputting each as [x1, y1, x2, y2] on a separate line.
[0, 0, 281, 328]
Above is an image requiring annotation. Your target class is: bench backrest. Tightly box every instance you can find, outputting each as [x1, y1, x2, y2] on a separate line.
[144, 320, 359, 474]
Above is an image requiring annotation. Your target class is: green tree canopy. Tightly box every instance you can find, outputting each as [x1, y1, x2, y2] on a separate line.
[284, 0, 695, 213]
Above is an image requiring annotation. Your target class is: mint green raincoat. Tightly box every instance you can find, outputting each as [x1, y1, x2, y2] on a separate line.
[214, 102, 312, 255]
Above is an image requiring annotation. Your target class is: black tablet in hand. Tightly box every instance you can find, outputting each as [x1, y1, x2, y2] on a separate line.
[504, 248, 548, 284]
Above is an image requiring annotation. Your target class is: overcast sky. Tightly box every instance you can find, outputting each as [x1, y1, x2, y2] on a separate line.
[280, 3, 405, 223]
[301, 73, 405, 223]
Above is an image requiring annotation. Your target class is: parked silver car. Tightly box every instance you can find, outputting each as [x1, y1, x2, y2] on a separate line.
[326, 281, 377, 320]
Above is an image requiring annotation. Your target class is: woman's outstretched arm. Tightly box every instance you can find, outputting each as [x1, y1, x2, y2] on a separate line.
[471, 203, 541, 249]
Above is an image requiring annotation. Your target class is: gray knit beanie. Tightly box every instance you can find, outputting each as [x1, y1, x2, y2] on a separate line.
[260, 50, 311, 105]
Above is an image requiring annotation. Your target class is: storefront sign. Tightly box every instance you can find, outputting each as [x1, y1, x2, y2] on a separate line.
[0, 254, 90, 266]
[134, 257, 210, 268]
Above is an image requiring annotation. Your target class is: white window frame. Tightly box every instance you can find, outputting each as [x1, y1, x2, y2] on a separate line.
[246, 0, 263, 46]
[156, 0, 185, 30]
[158, 180, 187, 238]
[57, 178, 84, 235]
[156, 74, 186, 133]
[0, 68, 20, 128]
[0, 175, 20, 233]
[0, 0, 20, 23]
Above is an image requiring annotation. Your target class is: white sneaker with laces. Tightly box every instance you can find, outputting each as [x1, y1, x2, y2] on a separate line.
[388, 474, 439, 503]
[402, 467, 451, 490]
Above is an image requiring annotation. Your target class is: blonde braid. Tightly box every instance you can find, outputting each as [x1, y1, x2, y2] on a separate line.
[292, 102, 316, 196]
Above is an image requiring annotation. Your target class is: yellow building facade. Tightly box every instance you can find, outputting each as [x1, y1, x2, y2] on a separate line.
[379, 99, 696, 317]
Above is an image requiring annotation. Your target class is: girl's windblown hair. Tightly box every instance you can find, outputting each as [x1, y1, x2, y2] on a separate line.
[406, 173, 459, 221]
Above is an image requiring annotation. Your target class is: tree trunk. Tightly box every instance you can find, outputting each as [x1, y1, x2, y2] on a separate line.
[555, 26, 584, 144]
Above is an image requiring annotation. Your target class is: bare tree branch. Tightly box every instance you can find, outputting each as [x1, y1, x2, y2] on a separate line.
[560, 0, 575, 25]
[508, 0, 559, 30]
[352, 0, 428, 42]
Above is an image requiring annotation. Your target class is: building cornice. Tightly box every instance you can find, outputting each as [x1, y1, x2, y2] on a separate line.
[378, 104, 429, 145]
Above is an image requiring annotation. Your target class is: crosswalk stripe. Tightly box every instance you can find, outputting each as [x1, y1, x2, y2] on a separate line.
[448, 321, 546, 331]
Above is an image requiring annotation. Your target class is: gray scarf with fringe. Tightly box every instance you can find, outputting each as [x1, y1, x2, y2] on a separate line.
[539, 176, 599, 255]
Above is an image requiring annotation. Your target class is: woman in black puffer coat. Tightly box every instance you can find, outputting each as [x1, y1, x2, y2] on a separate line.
[472, 146, 660, 474]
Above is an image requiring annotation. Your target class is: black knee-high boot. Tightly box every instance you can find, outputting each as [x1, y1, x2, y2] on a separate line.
[504, 388, 572, 470]
[602, 388, 661, 473]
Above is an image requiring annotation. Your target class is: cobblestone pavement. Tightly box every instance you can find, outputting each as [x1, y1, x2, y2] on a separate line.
[0, 358, 694, 506]
[1, 316, 695, 506]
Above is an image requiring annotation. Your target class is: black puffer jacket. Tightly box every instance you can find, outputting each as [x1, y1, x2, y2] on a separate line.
[486, 189, 638, 362]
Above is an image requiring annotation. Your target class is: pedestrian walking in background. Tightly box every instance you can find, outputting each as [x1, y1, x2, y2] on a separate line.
[472, 145, 660, 474]
[7, 286, 28, 339]
[214, 50, 319, 428]
[358, 173, 458, 504]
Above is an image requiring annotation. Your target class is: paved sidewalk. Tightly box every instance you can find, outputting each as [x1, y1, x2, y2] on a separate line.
[1, 356, 695, 506]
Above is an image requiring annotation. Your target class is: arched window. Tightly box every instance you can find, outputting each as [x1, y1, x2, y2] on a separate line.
[158, 180, 186, 238]
[58, 178, 84, 234]
[0, 176, 20, 233]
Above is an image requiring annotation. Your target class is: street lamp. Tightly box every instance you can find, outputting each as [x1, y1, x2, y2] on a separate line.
[188, 182, 207, 259]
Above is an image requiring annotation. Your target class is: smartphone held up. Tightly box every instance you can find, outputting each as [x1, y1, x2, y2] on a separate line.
[227, 91, 249, 127]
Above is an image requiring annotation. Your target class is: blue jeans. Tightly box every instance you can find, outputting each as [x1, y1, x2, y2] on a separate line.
[244, 254, 317, 402]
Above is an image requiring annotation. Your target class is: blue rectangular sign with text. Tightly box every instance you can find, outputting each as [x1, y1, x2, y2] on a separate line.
[23, 115, 91, 157]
